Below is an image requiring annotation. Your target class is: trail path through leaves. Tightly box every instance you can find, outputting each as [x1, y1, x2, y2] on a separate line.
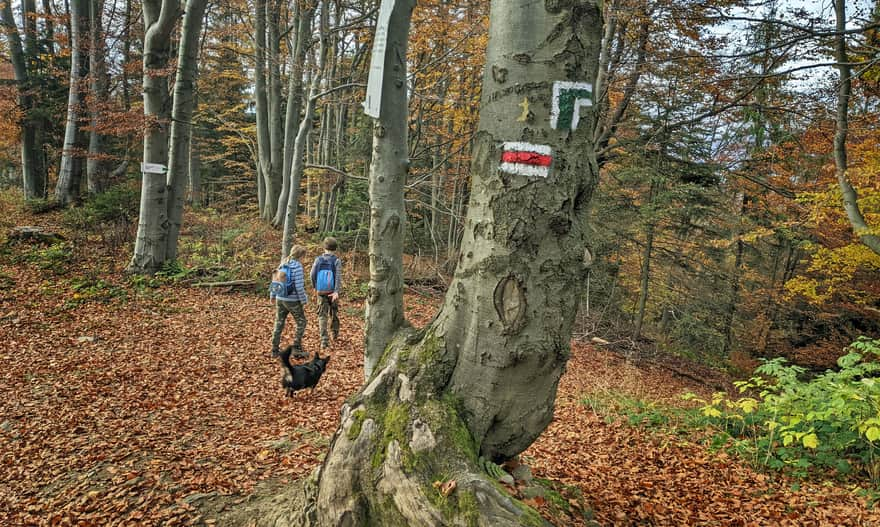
[1, 247, 878, 525]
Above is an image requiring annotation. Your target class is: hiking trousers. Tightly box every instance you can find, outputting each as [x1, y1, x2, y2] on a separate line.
[272, 299, 307, 351]
[317, 295, 339, 348]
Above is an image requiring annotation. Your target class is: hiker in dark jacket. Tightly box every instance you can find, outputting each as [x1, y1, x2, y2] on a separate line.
[310, 237, 342, 349]
[271, 245, 309, 359]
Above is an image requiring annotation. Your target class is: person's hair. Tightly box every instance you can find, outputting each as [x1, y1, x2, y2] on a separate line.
[288, 244, 307, 261]
[323, 237, 338, 251]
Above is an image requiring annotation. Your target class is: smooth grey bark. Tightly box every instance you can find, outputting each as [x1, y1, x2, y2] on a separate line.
[274, 2, 314, 226]
[833, 0, 880, 256]
[128, 0, 179, 273]
[363, 0, 413, 378]
[55, 0, 89, 205]
[0, 0, 46, 199]
[253, 1, 601, 525]
[165, 0, 209, 260]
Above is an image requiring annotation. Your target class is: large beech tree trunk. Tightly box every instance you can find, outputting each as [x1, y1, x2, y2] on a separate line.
[257, 0, 602, 525]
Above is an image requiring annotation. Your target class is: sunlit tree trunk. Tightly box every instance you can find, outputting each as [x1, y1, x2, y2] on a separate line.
[259, 0, 602, 524]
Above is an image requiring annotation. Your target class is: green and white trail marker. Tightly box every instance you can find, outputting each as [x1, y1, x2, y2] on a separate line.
[550, 81, 593, 131]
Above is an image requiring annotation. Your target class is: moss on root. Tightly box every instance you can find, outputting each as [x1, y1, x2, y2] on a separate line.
[371, 403, 411, 469]
[347, 409, 367, 441]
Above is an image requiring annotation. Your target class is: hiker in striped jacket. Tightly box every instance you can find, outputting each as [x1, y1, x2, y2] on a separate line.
[271, 245, 309, 359]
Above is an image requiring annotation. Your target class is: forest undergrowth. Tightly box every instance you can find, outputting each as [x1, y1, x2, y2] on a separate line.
[2, 193, 879, 526]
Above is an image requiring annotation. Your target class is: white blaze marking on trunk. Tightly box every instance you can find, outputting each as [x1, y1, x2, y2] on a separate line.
[141, 162, 167, 174]
[502, 142, 551, 155]
[550, 81, 593, 131]
[498, 162, 550, 178]
[362, 0, 396, 118]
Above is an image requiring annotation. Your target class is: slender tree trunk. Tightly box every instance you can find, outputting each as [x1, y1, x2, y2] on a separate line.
[265, 0, 283, 218]
[121, 0, 131, 110]
[128, 0, 179, 273]
[254, 0, 271, 219]
[281, 6, 328, 259]
[275, 2, 314, 225]
[362, 0, 415, 377]
[833, 0, 880, 256]
[86, 0, 110, 194]
[188, 131, 202, 205]
[165, 0, 209, 260]
[634, 178, 657, 340]
[55, 0, 90, 205]
[256, 0, 602, 524]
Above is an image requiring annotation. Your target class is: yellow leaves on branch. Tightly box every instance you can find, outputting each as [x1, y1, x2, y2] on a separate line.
[785, 243, 880, 305]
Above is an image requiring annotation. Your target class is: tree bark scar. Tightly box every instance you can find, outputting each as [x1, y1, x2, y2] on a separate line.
[494, 275, 527, 334]
[491, 64, 507, 84]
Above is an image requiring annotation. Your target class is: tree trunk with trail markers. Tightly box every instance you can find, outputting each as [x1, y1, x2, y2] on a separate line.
[128, 0, 179, 273]
[256, 0, 601, 524]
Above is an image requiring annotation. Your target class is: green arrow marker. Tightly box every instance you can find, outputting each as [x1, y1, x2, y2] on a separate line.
[551, 81, 593, 131]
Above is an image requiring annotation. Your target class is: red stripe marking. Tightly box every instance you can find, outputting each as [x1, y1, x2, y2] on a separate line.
[501, 151, 552, 167]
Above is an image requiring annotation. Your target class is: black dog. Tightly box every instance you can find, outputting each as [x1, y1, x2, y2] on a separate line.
[278, 347, 330, 397]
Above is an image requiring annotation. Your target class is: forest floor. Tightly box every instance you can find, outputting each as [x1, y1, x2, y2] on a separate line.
[2, 196, 880, 526]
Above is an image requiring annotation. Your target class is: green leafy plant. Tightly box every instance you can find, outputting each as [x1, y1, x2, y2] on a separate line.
[685, 337, 880, 482]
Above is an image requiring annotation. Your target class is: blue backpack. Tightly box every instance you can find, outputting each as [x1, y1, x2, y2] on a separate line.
[270, 263, 295, 298]
[314, 255, 337, 294]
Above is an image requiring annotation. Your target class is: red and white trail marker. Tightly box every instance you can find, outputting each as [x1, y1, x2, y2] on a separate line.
[499, 142, 553, 178]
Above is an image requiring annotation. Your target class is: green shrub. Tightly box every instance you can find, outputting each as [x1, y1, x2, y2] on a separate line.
[22, 198, 61, 214]
[685, 337, 880, 482]
[64, 183, 139, 229]
[25, 242, 72, 270]
[65, 277, 127, 307]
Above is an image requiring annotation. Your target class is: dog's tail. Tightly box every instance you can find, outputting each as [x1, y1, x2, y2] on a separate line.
[279, 346, 294, 372]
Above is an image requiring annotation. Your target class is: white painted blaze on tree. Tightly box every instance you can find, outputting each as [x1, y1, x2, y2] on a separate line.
[499, 142, 552, 178]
